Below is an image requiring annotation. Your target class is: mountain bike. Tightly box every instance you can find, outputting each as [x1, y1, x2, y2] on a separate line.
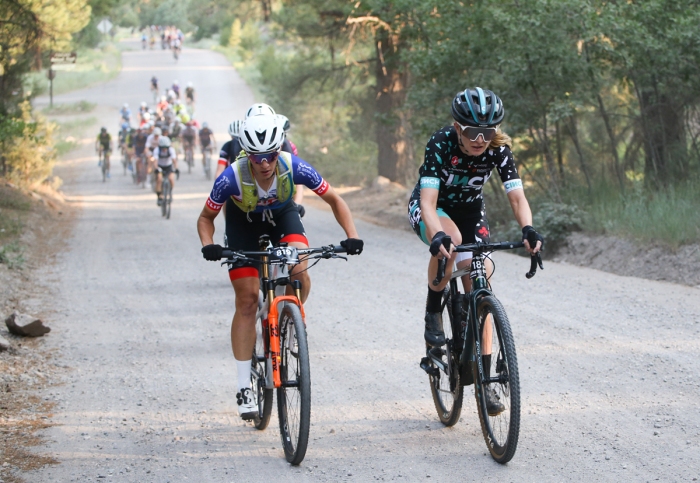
[98, 148, 110, 182]
[422, 241, 543, 464]
[183, 142, 194, 173]
[219, 237, 349, 465]
[157, 167, 178, 219]
[120, 145, 131, 175]
[202, 146, 212, 179]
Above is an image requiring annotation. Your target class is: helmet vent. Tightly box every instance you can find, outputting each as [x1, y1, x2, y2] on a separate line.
[256, 130, 266, 144]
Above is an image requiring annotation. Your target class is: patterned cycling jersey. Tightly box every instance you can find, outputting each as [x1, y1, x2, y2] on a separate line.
[410, 126, 522, 213]
[206, 154, 329, 213]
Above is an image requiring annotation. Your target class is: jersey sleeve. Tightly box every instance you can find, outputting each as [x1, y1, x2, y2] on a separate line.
[493, 146, 523, 193]
[418, 128, 451, 190]
[206, 166, 240, 211]
[290, 155, 329, 195]
[218, 141, 232, 166]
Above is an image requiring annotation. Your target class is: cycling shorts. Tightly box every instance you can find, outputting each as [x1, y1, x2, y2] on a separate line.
[157, 165, 174, 176]
[224, 201, 308, 281]
[407, 200, 490, 261]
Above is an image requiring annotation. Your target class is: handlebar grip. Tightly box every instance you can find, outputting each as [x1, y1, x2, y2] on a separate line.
[525, 252, 544, 279]
[333, 245, 346, 253]
[433, 258, 446, 286]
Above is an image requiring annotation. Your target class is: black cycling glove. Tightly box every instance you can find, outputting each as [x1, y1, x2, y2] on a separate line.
[522, 225, 544, 251]
[297, 204, 306, 218]
[429, 231, 451, 257]
[340, 238, 364, 255]
[201, 244, 223, 261]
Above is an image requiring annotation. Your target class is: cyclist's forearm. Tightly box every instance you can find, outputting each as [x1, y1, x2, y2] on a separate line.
[197, 210, 217, 245]
[507, 189, 533, 228]
[321, 189, 359, 239]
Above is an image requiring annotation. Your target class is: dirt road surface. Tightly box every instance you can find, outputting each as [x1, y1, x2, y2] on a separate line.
[21, 40, 700, 482]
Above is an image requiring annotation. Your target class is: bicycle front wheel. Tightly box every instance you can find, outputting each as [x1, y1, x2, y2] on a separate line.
[161, 179, 170, 218]
[428, 288, 464, 426]
[276, 303, 310, 465]
[473, 295, 520, 464]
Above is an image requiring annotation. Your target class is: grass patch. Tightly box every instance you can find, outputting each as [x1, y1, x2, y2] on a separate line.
[53, 117, 98, 157]
[41, 100, 96, 115]
[0, 240, 25, 269]
[26, 44, 122, 97]
[584, 181, 700, 248]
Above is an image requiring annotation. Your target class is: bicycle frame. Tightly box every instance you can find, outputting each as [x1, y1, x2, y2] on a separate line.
[443, 253, 494, 387]
[257, 244, 306, 389]
[434, 242, 542, 387]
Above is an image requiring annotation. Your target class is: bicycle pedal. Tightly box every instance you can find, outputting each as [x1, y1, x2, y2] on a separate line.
[420, 357, 440, 377]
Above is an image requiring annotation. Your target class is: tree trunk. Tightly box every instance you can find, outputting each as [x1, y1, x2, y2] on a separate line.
[375, 32, 414, 185]
[636, 85, 686, 187]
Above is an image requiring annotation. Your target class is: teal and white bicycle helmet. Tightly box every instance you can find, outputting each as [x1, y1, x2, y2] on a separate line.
[452, 87, 505, 127]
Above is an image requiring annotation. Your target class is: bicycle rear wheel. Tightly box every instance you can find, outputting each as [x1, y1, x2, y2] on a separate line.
[203, 150, 211, 179]
[427, 288, 464, 426]
[161, 178, 170, 218]
[252, 298, 273, 430]
[276, 303, 310, 465]
[473, 295, 520, 464]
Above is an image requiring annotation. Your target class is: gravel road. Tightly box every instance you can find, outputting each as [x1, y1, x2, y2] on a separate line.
[23, 40, 700, 482]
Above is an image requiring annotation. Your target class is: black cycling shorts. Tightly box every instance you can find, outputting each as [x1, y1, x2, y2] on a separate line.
[157, 165, 174, 176]
[224, 201, 307, 280]
[408, 199, 491, 247]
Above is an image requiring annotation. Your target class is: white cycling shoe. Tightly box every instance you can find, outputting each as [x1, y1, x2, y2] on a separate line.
[236, 387, 256, 420]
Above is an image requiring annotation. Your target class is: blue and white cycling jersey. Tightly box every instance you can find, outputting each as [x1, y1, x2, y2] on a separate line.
[206, 154, 329, 213]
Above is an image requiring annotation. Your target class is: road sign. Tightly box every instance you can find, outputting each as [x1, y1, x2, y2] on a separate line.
[50, 52, 77, 65]
[97, 19, 113, 35]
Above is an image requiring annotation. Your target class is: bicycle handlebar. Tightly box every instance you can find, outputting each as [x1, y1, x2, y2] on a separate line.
[220, 244, 347, 266]
[432, 240, 544, 286]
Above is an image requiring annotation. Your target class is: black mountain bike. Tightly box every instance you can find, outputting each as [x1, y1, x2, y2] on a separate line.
[422, 240, 542, 464]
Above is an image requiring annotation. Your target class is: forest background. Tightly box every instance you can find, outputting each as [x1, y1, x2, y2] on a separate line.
[2, 0, 700, 251]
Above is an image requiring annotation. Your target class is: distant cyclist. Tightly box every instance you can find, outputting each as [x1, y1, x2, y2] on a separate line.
[95, 127, 112, 176]
[172, 80, 180, 99]
[120, 104, 131, 123]
[185, 82, 195, 114]
[198, 122, 216, 167]
[153, 137, 178, 206]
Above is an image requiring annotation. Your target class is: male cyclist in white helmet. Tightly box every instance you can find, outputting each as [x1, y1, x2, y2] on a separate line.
[197, 111, 364, 419]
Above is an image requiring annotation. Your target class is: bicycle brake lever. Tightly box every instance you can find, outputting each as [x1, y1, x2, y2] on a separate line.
[525, 252, 543, 279]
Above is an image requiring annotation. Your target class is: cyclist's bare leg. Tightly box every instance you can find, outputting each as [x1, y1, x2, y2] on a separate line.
[155, 171, 163, 196]
[427, 217, 462, 292]
[230, 276, 259, 359]
[168, 171, 176, 190]
[287, 241, 311, 303]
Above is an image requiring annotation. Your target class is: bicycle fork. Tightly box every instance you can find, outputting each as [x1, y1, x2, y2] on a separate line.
[262, 278, 305, 390]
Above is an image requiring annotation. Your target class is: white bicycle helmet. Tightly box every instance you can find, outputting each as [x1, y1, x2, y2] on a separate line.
[153, 127, 162, 136]
[277, 114, 291, 132]
[240, 114, 285, 154]
[228, 120, 241, 138]
[245, 103, 276, 118]
[158, 136, 171, 147]
[142, 112, 151, 121]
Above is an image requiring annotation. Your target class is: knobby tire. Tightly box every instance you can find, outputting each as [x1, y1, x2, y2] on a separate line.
[276, 303, 310, 465]
[428, 288, 464, 426]
[473, 295, 520, 464]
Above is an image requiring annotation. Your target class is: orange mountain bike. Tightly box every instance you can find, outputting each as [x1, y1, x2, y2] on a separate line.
[221, 236, 348, 465]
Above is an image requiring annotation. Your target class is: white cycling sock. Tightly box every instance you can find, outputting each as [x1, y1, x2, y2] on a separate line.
[235, 358, 252, 390]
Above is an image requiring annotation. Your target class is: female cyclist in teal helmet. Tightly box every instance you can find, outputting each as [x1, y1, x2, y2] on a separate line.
[407, 86, 544, 411]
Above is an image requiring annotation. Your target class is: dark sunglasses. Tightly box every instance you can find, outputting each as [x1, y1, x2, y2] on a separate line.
[248, 150, 280, 165]
[457, 124, 498, 142]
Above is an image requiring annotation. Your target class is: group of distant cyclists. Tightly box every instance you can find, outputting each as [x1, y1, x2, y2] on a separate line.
[98, 77, 215, 208]
[141, 25, 184, 57]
